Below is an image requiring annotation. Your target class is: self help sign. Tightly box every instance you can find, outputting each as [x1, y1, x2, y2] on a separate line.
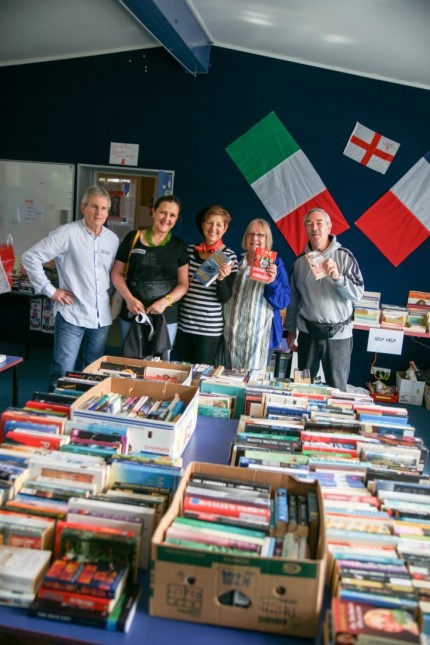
[367, 328, 404, 355]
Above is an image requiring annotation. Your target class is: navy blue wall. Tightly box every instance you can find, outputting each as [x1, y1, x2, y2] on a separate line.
[1, 46, 429, 384]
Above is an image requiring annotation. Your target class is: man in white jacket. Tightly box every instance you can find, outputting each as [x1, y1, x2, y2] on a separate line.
[22, 186, 119, 390]
[286, 208, 364, 391]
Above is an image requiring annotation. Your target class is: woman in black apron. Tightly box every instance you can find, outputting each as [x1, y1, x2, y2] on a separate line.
[111, 195, 189, 358]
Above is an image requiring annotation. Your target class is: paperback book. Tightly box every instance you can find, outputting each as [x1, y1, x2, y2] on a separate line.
[305, 251, 329, 280]
[194, 249, 232, 287]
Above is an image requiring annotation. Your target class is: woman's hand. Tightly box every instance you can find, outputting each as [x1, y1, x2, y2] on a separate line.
[146, 298, 169, 315]
[266, 262, 278, 283]
[217, 262, 232, 281]
[125, 295, 146, 316]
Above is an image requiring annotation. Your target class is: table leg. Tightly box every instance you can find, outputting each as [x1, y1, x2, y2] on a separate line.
[12, 366, 19, 406]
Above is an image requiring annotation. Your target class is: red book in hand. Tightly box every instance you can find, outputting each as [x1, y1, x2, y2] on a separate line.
[249, 248, 277, 283]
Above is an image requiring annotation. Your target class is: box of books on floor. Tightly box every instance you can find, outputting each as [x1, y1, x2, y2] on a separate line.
[70, 377, 199, 458]
[83, 355, 193, 385]
[150, 461, 326, 638]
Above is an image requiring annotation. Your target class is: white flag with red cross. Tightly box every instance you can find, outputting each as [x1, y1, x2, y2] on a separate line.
[343, 122, 400, 174]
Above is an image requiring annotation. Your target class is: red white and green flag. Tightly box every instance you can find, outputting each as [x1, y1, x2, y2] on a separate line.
[226, 112, 349, 256]
[355, 151, 430, 266]
[343, 122, 400, 174]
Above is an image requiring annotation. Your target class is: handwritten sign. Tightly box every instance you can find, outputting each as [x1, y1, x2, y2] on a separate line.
[109, 142, 139, 166]
[367, 328, 404, 355]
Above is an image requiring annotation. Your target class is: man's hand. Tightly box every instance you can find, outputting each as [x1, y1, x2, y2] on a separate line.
[286, 331, 298, 351]
[325, 258, 340, 281]
[52, 289, 75, 306]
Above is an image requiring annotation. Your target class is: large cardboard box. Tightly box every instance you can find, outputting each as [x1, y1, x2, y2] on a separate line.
[84, 355, 193, 385]
[396, 371, 425, 406]
[70, 377, 199, 458]
[150, 462, 326, 638]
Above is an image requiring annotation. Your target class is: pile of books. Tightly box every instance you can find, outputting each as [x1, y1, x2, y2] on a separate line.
[28, 553, 141, 631]
[406, 290, 430, 333]
[353, 291, 381, 327]
[224, 387, 430, 638]
[0, 544, 52, 608]
[380, 303, 409, 329]
[151, 461, 325, 637]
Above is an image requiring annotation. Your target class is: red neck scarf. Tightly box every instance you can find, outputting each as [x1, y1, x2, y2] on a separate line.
[194, 239, 224, 254]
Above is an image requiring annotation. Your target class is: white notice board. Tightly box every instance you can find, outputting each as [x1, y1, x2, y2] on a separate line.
[0, 160, 75, 261]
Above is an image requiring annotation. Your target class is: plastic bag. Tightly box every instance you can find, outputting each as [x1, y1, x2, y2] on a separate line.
[0, 234, 15, 294]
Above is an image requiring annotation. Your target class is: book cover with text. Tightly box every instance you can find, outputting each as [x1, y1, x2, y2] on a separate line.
[249, 248, 277, 283]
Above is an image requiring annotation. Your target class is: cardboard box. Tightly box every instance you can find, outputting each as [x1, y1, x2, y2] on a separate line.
[396, 371, 426, 406]
[150, 462, 326, 638]
[84, 355, 193, 385]
[71, 377, 199, 458]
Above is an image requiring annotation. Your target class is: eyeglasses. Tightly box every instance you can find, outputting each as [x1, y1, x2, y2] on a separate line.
[247, 233, 266, 239]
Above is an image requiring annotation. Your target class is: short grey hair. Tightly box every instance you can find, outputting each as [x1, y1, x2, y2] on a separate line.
[304, 208, 331, 225]
[81, 186, 111, 209]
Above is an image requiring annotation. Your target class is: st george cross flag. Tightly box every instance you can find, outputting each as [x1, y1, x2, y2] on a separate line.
[343, 122, 400, 174]
[355, 151, 430, 266]
[226, 112, 349, 256]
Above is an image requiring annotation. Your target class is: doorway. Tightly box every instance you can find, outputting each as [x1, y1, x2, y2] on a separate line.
[76, 164, 175, 242]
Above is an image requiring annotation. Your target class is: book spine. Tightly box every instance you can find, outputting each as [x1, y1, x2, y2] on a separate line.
[274, 488, 288, 537]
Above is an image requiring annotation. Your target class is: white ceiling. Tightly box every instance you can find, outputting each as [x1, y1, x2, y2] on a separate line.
[1, 0, 429, 90]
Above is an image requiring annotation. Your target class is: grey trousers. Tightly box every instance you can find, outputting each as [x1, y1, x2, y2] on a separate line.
[297, 331, 353, 392]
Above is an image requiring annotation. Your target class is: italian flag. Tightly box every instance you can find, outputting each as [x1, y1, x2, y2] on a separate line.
[226, 112, 349, 255]
[355, 152, 430, 266]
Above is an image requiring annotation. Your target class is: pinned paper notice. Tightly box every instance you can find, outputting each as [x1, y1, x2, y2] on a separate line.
[109, 142, 139, 166]
[367, 328, 404, 355]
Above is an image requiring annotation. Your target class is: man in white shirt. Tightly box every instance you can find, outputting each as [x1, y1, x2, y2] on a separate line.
[22, 186, 119, 390]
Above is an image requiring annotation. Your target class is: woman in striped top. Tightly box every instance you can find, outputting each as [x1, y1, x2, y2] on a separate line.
[175, 205, 238, 365]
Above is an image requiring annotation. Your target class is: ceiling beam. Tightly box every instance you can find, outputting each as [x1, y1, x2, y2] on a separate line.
[117, 0, 211, 74]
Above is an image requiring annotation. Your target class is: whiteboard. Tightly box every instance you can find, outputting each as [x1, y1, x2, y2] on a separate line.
[0, 160, 75, 261]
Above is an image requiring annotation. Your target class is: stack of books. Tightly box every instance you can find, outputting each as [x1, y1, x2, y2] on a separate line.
[353, 291, 381, 327]
[406, 290, 430, 333]
[380, 303, 409, 329]
[28, 551, 141, 631]
[0, 544, 52, 608]
[160, 469, 321, 561]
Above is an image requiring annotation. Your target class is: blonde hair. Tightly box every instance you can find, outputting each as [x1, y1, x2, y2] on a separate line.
[241, 219, 273, 250]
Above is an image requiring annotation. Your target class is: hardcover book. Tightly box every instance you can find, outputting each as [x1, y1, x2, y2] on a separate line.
[249, 248, 277, 283]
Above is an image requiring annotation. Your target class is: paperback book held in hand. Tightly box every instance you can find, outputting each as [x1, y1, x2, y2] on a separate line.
[306, 251, 329, 280]
[249, 248, 277, 283]
[194, 249, 232, 287]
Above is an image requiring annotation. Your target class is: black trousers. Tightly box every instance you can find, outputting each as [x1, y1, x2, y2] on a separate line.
[173, 330, 223, 366]
[297, 331, 353, 392]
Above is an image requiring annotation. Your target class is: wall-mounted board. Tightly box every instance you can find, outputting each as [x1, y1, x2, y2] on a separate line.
[0, 160, 75, 260]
